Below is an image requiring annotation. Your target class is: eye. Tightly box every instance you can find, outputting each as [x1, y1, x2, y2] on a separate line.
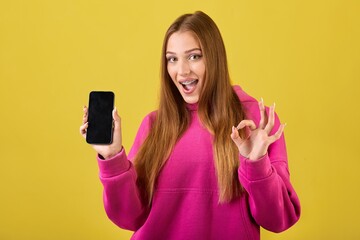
[189, 54, 202, 61]
[166, 56, 177, 63]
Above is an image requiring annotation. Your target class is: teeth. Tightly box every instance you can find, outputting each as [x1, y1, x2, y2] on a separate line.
[181, 80, 197, 85]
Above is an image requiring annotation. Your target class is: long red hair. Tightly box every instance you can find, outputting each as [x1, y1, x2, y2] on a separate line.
[134, 11, 246, 205]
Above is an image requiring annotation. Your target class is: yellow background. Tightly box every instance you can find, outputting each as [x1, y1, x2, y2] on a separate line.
[0, 0, 359, 239]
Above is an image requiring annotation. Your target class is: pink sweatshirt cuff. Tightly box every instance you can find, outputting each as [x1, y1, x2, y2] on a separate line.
[97, 148, 131, 178]
[239, 153, 273, 181]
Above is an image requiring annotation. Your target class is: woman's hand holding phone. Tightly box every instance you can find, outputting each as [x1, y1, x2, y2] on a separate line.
[80, 106, 123, 159]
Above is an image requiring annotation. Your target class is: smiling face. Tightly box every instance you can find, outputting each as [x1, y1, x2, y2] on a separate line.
[166, 31, 206, 104]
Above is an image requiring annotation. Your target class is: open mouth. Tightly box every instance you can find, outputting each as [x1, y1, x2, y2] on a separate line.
[180, 79, 199, 93]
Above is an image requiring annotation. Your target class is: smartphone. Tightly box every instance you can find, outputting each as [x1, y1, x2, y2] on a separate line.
[86, 91, 115, 144]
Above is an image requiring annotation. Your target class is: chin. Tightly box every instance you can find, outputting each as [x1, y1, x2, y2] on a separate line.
[183, 96, 199, 104]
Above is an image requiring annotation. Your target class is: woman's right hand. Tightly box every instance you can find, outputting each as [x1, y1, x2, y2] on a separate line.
[80, 106, 123, 159]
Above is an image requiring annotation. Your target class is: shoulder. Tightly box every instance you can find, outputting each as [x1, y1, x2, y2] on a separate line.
[132, 110, 157, 145]
[128, 110, 157, 159]
[233, 85, 260, 119]
[233, 85, 258, 104]
[233, 85, 282, 132]
[138, 110, 157, 134]
[142, 110, 157, 123]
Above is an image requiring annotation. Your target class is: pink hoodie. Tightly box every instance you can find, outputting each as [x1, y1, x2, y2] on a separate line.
[97, 86, 301, 240]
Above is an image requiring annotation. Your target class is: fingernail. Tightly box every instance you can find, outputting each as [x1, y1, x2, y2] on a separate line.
[284, 122, 287, 127]
[260, 97, 264, 103]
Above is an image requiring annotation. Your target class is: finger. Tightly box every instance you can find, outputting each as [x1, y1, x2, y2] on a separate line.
[231, 126, 244, 148]
[82, 106, 88, 124]
[113, 107, 120, 122]
[113, 107, 121, 130]
[79, 122, 88, 137]
[268, 123, 285, 144]
[112, 107, 123, 148]
[258, 98, 266, 129]
[236, 120, 257, 131]
[264, 103, 275, 134]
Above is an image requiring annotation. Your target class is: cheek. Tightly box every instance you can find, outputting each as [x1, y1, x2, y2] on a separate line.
[167, 65, 176, 82]
[197, 63, 206, 80]
[193, 60, 205, 73]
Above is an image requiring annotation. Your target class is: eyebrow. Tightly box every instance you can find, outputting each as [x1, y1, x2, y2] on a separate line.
[166, 48, 202, 55]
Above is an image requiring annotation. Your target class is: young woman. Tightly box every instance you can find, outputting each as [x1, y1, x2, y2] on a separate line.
[80, 11, 300, 240]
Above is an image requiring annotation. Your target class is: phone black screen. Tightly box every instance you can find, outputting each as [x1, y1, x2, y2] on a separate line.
[86, 91, 114, 144]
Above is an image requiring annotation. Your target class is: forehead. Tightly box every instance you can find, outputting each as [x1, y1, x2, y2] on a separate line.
[166, 31, 201, 52]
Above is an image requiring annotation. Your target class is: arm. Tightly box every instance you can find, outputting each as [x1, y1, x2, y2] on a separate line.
[96, 113, 155, 231]
[80, 106, 154, 230]
[97, 149, 149, 231]
[238, 126, 300, 232]
[231, 100, 300, 232]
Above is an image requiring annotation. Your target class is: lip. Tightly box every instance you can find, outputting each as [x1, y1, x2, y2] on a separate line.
[178, 78, 198, 94]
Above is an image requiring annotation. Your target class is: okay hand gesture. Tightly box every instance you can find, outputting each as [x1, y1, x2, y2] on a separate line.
[230, 99, 285, 161]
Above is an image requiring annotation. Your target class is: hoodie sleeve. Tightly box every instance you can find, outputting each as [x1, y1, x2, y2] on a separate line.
[238, 110, 301, 233]
[97, 112, 155, 231]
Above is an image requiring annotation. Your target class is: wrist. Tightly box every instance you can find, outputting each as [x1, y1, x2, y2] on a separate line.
[239, 153, 272, 180]
[101, 146, 123, 160]
[248, 151, 267, 161]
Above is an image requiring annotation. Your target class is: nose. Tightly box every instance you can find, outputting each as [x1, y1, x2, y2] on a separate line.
[178, 59, 190, 76]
